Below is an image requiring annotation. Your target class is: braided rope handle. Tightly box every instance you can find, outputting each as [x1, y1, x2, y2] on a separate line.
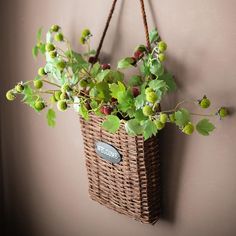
[94, 0, 151, 61]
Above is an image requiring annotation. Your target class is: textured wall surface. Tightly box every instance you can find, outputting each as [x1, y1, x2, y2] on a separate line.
[1, 0, 236, 235]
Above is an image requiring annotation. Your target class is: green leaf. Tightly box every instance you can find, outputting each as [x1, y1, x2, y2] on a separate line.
[175, 109, 191, 128]
[117, 57, 134, 69]
[37, 27, 43, 42]
[125, 119, 143, 136]
[149, 28, 159, 44]
[196, 119, 215, 136]
[159, 72, 177, 92]
[96, 70, 110, 83]
[90, 62, 101, 77]
[109, 81, 126, 99]
[149, 79, 168, 91]
[134, 109, 148, 121]
[47, 109, 56, 127]
[128, 75, 143, 86]
[22, 85, 38, 111]
[83, 49, 96, 57]
[108, 70, 124, 82]
[79, 104, 89, 120]
[38, 43, 46, 54]
[32, 46, 38, 59]
[117, 91, 134, 112]
[134, 93, 146, 109]
[142, 119, 158, 140]
[150, 60, 164, 77]
[102, 115, 120, 134]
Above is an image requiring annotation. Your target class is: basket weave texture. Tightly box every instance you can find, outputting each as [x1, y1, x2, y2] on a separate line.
[80, 114, 161, 224]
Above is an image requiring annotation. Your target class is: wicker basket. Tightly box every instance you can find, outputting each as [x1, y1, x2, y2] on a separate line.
[80, 114, 161, 224]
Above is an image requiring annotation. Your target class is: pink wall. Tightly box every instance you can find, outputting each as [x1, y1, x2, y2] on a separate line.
[1, 0, 236, 235]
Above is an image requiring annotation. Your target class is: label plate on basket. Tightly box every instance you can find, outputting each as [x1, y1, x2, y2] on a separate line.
[95, 141, 122, 164]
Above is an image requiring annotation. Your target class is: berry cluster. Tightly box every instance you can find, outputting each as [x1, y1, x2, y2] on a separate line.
[5, 26, 229, 139]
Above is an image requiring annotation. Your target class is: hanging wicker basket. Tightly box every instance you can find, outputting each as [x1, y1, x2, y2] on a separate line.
[80, 114, 161, 224]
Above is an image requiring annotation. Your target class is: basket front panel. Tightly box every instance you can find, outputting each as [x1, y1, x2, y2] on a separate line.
[80, 115, 161, 224]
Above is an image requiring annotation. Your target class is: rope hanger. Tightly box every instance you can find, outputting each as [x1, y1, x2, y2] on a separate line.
[95, 0, 151, 61]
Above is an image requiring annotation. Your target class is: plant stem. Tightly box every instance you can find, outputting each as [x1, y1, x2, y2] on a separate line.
[42, 79, 61, 88]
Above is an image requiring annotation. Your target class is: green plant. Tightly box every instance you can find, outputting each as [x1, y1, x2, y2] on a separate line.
[6, 26, 229, 139]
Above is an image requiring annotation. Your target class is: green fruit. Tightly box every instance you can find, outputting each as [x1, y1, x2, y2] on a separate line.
[154, 120, 165, 130]
[54, 33, 64, 42]
[158, 41, 167, 52]
[50, 95, 57, 103]
[169, 113, 175, 123]
[79, 80, 88, 88]
[158, 53, 166, 62]
[56, 61, 66, 70]
[182, 122, 194, 135]
[15, 84, 24, 93]
[142, 105, 153, 116]
[218, 107, 228, 118]
[82, 29, 91, 38]
[51, 25, 60, 32]
[57, 100, 67, 111]
[49, 51, 57, 58]
[34, 80, 43, 89]
[146, 92, 158, 103]
[34, 101, 45, 111]
[145, 87, 154, 94]
[160, 113, 168, 123]
[6, 90, 16, 101]
[61, 83, 71, 92]
[200, 97, 211, 108]
[38, 67, 46, 76]
[46, 43, 55, 52]
[54, 91, 62, 101]
[80, 36, 86, 45]
[60, 92, 69, 100]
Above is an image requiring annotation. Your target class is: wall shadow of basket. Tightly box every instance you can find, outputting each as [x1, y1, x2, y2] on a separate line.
[80, 114, 161, 224]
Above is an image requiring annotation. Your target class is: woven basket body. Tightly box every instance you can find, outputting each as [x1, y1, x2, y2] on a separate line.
[80, 114, 161, 224]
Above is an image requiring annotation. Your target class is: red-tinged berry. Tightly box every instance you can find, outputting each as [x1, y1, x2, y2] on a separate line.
[103, 106, 113, 115]
[130, 57, 137, 66]
[111, 98, 117, 103]
[132, 87, 140, 97]
[88, 56, 97, 64]
[101, 64, 111, 70]
[134, 50, 144, 60]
